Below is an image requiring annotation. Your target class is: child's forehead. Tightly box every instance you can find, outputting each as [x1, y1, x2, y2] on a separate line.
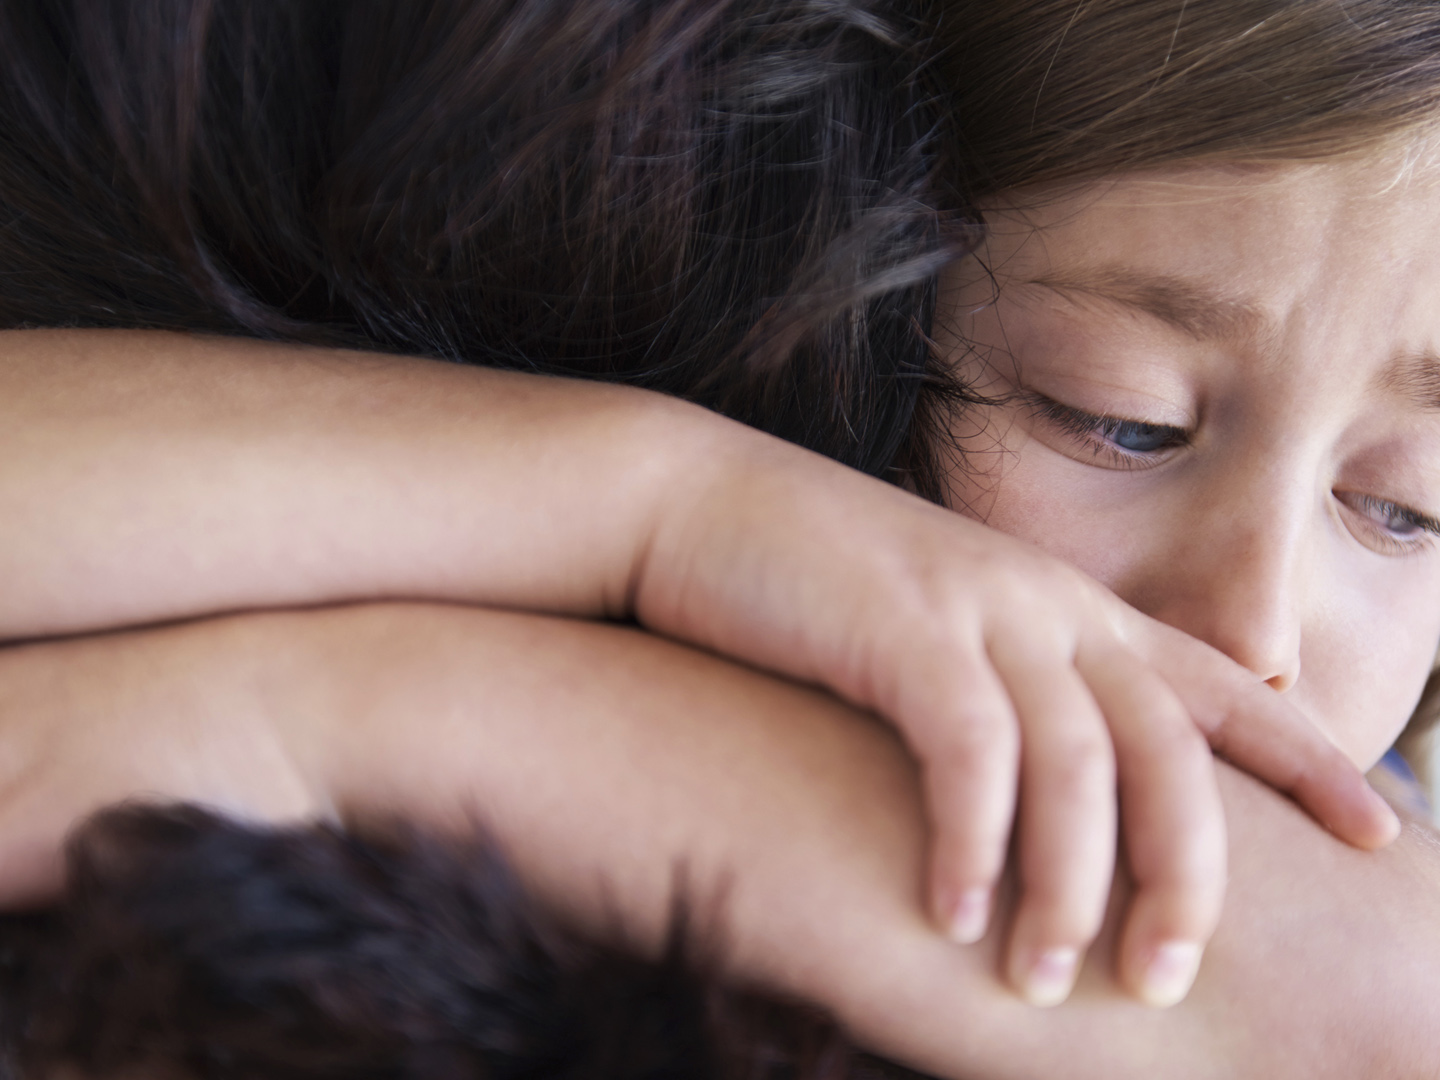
[991, 143, 1440, 231]
[961, 158, 1440, 337]
[938, 157, 1440, 449]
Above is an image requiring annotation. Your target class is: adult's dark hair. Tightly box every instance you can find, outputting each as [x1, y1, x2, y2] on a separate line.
[0, 0, 960, 497]
[7, 2, 1440, 493]
[0, 804, 935, 1080]
[0, 14, 964, 1072]
[7, 1, 1440, 1074]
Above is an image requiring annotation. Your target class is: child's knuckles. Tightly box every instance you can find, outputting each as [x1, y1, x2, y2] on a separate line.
[867, 595, 980, 685]
[1126, 712, 1211, 769]
[933, 825, 1007, 884]
[1020, 889, 1111, 948]
[922, 705, 1020, 763]
[990, 556, 1093, 620]
[1134, 805, 1226, 871]
[913, 544, 1085, 620]
[1024, 887, 1112, 946]
[1127, 835, 1227, 921]
[1123, 806, 1226, 881]
[1032, 731, 1117, 804]
[923, 759, 1016, 828]
[1134, 882, 1225, 941]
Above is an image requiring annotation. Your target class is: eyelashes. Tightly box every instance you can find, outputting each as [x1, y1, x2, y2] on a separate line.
[1335, 492, 1440, 554]
[1021, 391, 1440, 555]
[1023, 393, 1189, 470]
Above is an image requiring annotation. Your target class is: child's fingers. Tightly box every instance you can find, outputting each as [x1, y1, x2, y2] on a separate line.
[1123, 616, 1399, 850]
[1198, 677, 1396, 849]
[913, 649, 1021, 945]
[990, 636, 1117, 1007]
[1077, 640, 1227, 1008]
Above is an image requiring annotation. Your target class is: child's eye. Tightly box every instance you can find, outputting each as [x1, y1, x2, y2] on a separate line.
[1335, 491, 1440, 554]
[1024, 394, 1189, 469]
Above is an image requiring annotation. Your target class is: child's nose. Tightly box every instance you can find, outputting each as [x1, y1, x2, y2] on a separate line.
[1122, 486, 1307, 693]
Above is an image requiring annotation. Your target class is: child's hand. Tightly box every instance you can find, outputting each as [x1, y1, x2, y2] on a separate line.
[0, 333, 1398, 1008]
[635, 441, 1400, 1008]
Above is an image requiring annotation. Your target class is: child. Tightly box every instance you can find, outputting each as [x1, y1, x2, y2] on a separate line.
[0, 0, 1436, 1059]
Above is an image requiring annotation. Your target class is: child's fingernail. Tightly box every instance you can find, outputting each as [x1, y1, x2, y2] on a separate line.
[945, 887, 991, 943]
[1373, 796, 1402, 844]
[1020, 947, 1078, 1007]
[1140, 941, 1202, 1008]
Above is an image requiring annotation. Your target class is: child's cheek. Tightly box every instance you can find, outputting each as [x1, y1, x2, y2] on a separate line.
[1295, 589, 1440, 769]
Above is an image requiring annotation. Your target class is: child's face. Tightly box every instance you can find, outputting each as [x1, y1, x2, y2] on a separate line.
[942, 155, 1440, 768]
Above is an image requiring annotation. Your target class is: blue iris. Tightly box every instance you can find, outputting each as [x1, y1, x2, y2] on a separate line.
[1108, 420, 1175, 453]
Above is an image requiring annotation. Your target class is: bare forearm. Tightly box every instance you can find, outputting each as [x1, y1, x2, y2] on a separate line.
[0, 328, 733, 638]
[296, 605, 1440, 1079]
[0, 605, 1431, 1078]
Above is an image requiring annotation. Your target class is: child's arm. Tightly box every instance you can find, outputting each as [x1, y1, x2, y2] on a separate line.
[0, 327, 1396, 1006]
[0, 601, 1433, 1079]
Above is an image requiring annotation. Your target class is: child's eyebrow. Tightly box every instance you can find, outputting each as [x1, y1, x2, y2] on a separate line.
[1021, 266, 1267, 344]
[1377, 351, 1440, 412]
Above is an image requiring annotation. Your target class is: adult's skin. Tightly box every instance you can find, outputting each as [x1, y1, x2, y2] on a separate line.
[2, 602, 1435, 1079]
[0, 327, 1394, 1007]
